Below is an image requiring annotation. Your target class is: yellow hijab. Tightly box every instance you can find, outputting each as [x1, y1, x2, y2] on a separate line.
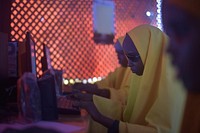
[168, 0, 200, 18]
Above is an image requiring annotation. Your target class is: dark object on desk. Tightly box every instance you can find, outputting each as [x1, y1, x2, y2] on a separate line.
[40, 46, 80, 115]
[40, 43, 80, 115]
[17, 73, 41, 122]
[41, 44, 62, 96]
[38, 73, 80, 116]
[38, 74, 58, 121]
[18, 32, 37, 77]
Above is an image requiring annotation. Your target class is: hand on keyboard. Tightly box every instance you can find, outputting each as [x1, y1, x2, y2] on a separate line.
[71, 92, 93, 101]
[71, 83, 110, 98]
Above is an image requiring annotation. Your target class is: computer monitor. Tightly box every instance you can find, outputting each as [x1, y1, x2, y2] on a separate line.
[20, 31, 37, 76]
[26, 32, 37, 75]
[41, 43, 52, 73]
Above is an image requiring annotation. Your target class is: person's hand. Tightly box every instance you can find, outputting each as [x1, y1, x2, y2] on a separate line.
[72, 83, 98, 93]
[73, 100, 101, 122]
[97, 89, 110, 98]
[73, 101, 115, 128]
[72, 83, 110, 98]
[72, 92, 93, 101]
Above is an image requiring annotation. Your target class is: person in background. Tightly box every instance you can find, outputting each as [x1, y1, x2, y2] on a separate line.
[72, 36, 132, 105]
[73, 24, 186, 133]
[72, 36, 132, 132]
[162, 0, 200, 132]
[95, 36, 132, 105]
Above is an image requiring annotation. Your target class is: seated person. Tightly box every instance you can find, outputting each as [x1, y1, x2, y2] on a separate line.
[162, 0, 200, 132]
[72, 24, 186, 133]
[72, 36, 132, 105]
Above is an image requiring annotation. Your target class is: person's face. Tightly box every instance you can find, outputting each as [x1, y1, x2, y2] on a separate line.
[162, 1, 200, 91]
[123, 34, 144, 76]
[114, 41, 128, 67]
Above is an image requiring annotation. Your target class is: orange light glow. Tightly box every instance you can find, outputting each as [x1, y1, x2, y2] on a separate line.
[11, 0, 157, 79]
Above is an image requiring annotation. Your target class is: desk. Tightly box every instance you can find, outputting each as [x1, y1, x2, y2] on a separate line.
[0, 110, 90, 133]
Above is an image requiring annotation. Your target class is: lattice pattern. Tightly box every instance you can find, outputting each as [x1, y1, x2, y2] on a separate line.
[10, 0, 157, 81]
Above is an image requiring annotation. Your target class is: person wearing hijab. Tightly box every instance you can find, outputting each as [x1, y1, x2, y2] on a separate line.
[72, 36, 132, 104]
[162, 0, 200, 132]
[71, 37, 132, 133]
[73, 24, 186, 133]
[87, 36, 133, 133]
[72, 36, 132, 133]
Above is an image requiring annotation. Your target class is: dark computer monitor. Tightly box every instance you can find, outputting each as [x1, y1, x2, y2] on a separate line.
[20, 31, 37, 76]
[26, 32, 37, 75]
[41, 43, 52, 73]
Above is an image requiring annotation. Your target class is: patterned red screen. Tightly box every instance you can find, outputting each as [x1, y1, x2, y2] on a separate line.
[10, 0, 157, 83]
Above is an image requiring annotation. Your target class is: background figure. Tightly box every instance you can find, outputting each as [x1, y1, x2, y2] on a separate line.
[72, 36, 132, 133]
[73, 24, 186, 133]
[162, 0, 200, 132]
[72, 36, 132, 104]
[95, 36, 132, 104]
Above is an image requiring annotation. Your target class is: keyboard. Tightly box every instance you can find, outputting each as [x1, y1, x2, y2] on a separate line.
[57, 95, 80, 115]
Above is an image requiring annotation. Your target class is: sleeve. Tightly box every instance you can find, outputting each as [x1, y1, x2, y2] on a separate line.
[145, 82, 186, 133]
[93, 95, 123, 120]
[145, 57, 186, 133]
[93, 95, 157, 133]
[89, 95, 123, 133]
